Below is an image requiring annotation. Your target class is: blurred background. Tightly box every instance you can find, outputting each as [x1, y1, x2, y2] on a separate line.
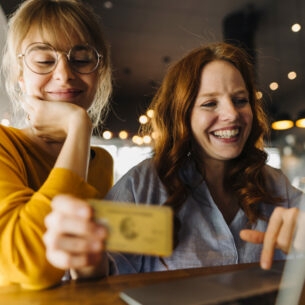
[0, 0, 305, 185]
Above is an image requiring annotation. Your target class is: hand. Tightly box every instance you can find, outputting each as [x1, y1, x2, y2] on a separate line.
[22, 95, 92, 143]
[43, 195, 108, 273]
[240, 207, 299, 270]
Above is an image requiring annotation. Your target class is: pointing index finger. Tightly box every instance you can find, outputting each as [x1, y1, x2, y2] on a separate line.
[260, 208, 283, 269]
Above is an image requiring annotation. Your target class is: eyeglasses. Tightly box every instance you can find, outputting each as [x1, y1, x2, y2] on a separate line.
[18, 43, 102, 75]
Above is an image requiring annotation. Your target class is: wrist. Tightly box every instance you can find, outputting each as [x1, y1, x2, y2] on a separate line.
[67, 109, 93, 139]
[70, 253, 109, 281]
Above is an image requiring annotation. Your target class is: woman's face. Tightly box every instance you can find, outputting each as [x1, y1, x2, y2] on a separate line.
[18, 28, 99, 110]
[190, 60, 253, 162]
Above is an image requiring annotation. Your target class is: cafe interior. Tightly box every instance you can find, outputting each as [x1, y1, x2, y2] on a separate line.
[0, 1, 305, 304]
[1, 0, 305, 186]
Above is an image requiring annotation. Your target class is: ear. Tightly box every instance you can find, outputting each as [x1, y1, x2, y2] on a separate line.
[18, 76, 25, 93]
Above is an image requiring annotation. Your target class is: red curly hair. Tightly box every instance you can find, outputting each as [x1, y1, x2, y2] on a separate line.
[143, 42, 282, 247]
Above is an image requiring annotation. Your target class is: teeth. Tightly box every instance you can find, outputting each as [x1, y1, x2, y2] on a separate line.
[213, 129, 239, 138]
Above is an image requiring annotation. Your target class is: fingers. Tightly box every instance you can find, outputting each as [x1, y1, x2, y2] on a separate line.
[293, 210, 305, 252]
[273, 207, 298, 252]
[44, 246, 103, 270]
[51, 194, 94, 220]
[22, 95, 91, 142]
[261, 207, 298, 270]
[43, 225, 105, 252]
[240, 229, 265, 244]
[259, 208, 282, 270]
[21, 95, 49, 132]
[43, 195, 108, 270]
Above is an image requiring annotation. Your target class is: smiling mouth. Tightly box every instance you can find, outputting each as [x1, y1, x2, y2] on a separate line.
[47, 89, 83, 100]
[213, 128, 240, 139]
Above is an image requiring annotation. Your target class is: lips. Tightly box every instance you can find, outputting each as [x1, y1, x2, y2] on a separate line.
[212, 128, 240, 139]
[49, 88, 82, 94]
[47, 88, 83, 100]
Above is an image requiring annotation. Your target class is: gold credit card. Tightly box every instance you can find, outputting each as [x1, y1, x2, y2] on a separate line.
[88, 199, 173, 257]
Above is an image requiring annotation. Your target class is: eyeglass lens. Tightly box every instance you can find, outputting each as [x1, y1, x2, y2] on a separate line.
[24, 43, 100, 74]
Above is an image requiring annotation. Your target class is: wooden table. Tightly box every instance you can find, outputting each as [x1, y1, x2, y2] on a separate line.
[0, 263, 263, 305]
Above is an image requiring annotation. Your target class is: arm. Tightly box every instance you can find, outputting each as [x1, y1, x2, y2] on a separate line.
[0, 97, 103, 289]
[240, 167, 304, 270]
[0, 132, 100, 289]
[23, 95, 93, 180]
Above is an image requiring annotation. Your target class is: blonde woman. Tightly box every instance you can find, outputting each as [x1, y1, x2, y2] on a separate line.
[0, 0, 113, 289]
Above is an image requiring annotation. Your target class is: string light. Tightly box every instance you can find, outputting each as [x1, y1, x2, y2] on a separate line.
[103, 1, 113, 9]
[139, 115, 148, 124]
[118, 130, 128, 139]
[291, 23, 301, 32]
[102, 130, 113, 140]
[132, 135, 143, 145]
[143, 135, 152, 144]
[146, 109, 154, 118]
[151, 131, 158, 140]
[287, 71, 297, 80]
[256, 91, 263, 99]
[269, 82, 279, 91]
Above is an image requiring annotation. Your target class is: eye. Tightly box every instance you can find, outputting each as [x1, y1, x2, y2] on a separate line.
[70, 47, 96, 67]
[70, 58, 92, 67]
[29, 51, 56, 66]
[200, 101, 217, 109]
[36, 58, 56, 66]
[232, 97, 249, 107]
[200, 99, 217, 108]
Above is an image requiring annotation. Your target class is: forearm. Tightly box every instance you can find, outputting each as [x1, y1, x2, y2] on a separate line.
[0, 168, 98, 288]
[54, 110, 92, 180]
[0, 200, 65, 289]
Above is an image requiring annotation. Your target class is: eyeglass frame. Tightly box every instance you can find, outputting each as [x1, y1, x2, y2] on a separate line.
[18, 42, 103, 75]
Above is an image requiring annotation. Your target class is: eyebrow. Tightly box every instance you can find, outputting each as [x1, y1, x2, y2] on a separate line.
[232, 89, 249, 95]
[197, 89, 249, 98]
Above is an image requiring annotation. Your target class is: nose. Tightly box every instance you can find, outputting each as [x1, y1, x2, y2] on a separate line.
[52, 54, 75, 81]
[219, 98, 239, 121]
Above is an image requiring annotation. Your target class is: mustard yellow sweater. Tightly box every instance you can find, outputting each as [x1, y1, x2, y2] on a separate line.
[0, 125, 113, 290]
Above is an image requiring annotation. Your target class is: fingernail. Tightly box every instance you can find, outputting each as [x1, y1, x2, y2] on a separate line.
[261, 260, 268, 270]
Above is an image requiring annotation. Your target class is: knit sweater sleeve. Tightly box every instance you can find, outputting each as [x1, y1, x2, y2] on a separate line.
[0, 127, 102, 290]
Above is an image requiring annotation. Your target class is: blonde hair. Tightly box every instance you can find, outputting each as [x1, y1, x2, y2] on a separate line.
[2, 0, 112, 127]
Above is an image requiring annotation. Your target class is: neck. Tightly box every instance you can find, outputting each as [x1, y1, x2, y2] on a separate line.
[201, 159, 239, 224]
[203, 159, 227, 186]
